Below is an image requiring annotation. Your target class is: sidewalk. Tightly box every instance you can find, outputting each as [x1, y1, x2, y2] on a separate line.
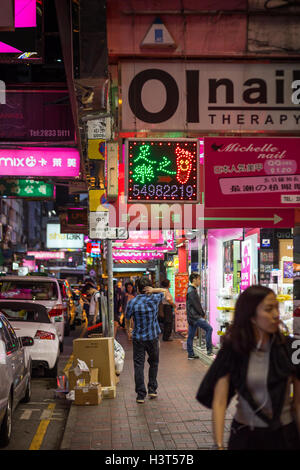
[60, 330, 235, 450]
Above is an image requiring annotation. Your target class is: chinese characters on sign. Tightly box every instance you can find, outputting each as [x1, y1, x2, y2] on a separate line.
[0, 179, 54, 198]
[204, 137, 300, 208]
[127, 139, 199, 202]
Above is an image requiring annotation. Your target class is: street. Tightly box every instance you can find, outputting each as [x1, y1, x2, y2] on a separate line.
[2, 324, 83, 450]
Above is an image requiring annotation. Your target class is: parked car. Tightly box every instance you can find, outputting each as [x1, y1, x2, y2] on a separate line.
[0, 312, 33, 447]
[0, 276, 65, 352]
[0, 302, 59, 377]
[57, 279, 76, 336]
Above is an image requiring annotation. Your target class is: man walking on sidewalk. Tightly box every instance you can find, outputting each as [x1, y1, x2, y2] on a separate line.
[126, 277, 173, 404]
[186, 272, 213, 359]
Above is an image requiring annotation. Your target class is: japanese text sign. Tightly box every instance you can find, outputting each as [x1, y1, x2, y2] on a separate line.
[204, 137, 300, 208]
[0, 147, 80, 178]
[126, 139, 199, 202]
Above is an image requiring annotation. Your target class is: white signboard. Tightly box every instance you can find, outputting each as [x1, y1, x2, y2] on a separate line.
[89, 212, 128, 240]
[121, 62, 300, 132]
[87, 118, 106, 139]
[46, 224, 84, 249]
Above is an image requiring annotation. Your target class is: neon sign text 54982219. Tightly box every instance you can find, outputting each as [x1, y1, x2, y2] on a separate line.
[126, 139, 199, 203]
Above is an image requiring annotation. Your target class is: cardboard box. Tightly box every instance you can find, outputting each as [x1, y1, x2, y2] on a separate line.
[68, 367, 99, 391]
[74, 384, 102, 406]
[73, 337, 116, 387]
[102, 385, 116, 399]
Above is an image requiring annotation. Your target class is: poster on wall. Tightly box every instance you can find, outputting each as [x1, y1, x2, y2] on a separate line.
[241, 238, 253, 292]
[174, 273, 189, 332]
[241, 233, 258, 291]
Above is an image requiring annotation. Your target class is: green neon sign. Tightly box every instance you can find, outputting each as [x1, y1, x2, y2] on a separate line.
[0, 179, 55, 198]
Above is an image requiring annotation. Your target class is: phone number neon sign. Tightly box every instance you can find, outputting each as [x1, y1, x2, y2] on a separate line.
[127, 139, 199, 202]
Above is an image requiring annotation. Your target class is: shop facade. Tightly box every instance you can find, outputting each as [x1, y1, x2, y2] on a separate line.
[106, 5, 300, 348]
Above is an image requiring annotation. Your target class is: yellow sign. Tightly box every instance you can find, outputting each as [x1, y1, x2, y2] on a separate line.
[88, 139, 105, 160]
[89, 189, 107, 212]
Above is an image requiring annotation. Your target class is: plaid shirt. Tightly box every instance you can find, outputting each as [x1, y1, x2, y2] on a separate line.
[126, 293, 164, 341]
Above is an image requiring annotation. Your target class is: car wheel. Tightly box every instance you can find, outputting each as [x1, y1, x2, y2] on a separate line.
[59, 341, 64, 353]
[47, 359, 58, 378]
[21, 375, 31, 403]
[0, 393, 12, 447]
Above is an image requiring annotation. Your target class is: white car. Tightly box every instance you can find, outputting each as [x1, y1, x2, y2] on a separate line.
[0, 302, 60, 377]
[0, 276, 65, 352]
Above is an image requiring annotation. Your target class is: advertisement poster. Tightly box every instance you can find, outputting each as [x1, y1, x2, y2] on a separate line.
[174, 273, 189, 332]
[241, 238, 253, 292]
[204, 137, 300, 208]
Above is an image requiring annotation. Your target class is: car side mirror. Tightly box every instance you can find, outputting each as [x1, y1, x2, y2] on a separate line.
[0, 339, 7, 364]
[21, 336, 34, 347]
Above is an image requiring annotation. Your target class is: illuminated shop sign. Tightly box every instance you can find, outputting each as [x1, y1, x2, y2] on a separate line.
[46, 224, 84, 249]
[27, 251, 65, 260]
[113, 251, 164, 261]
[0, 179, 54, 198]
[122, 62, 300, 132]
[86, 242, 101, 255]
[0, 147, 80, 178]
[126, 139, 199, 202]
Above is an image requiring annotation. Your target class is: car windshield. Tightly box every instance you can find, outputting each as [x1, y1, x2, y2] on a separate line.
[0, 306, 50, 323]
[0, 281, 58, 301]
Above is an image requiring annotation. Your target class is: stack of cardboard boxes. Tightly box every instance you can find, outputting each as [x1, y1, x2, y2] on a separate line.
[68, 337, 117, 405]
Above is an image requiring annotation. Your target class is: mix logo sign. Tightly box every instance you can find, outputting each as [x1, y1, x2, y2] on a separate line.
[121, 62, 300, 131]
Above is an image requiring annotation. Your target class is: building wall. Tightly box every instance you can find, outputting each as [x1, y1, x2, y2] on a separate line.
[107, 0, 300, 59]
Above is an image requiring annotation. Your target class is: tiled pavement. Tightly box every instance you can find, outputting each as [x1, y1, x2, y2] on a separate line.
[60, 330, 235, 450]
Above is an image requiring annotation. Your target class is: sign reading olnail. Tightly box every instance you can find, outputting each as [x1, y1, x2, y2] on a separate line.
[121, 62, 300, 131]
[0, 147, 80, 178]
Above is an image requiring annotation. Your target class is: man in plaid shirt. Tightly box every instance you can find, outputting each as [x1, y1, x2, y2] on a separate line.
[126, 276, 173, 403]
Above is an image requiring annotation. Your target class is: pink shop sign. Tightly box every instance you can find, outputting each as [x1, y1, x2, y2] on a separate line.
[204, 137, 300, 208]
[0, 147, 80, 178]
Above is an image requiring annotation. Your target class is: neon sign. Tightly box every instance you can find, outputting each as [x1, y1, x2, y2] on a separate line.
[126, 139, 199, 202]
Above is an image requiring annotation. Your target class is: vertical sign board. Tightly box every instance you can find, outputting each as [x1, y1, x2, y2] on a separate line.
[174, 273, 189, 333]
[204, 137, 300, 208]
[126, 139, 199, 203]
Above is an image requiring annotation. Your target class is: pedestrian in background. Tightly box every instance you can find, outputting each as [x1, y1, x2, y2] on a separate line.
[186, 272, 213, 359]
[126, 277, 173, 404]
[160, 279, 176, 342]
[81, 282, 100, 327]
[114, 280, 125, 332]
[124, 281, 136, 340]
[196, 285, 300, 450]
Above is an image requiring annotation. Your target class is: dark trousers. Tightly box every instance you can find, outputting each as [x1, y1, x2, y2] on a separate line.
[163, 305, 173, 340]
[187, 318, 213, 355]
[133, 338, 159, 398]
[228, 419, 300, 450]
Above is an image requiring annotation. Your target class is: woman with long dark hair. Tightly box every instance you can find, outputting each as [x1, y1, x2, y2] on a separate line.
[196, 285, 300, 450]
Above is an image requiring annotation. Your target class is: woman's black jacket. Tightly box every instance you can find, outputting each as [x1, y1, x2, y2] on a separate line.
[196, 335, 300, 430]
